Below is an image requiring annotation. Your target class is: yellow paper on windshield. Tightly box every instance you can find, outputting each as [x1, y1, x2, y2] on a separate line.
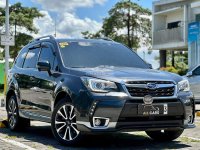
[59, 42, 69, 48]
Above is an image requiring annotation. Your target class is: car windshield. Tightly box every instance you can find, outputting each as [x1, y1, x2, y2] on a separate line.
[58, 41, 149, 69]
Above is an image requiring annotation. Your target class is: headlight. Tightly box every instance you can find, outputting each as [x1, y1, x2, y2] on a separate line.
[178, 79, 190, 92]
[81, 77, 118, 93]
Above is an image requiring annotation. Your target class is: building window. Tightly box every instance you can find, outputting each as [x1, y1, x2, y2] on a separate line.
[167, 21, 181, 29]
[196, 14, 200, 22]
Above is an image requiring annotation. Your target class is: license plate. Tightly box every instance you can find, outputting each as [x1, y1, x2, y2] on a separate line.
[138, 104, 168, 115]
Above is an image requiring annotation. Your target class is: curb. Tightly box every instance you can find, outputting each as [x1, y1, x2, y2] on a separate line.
[0, 119, 8, 128]
[197, 111, 200, 117]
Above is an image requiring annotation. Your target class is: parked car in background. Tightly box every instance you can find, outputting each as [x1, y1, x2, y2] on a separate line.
[6, 35, 195, 145]
[186, 65, 200, 104]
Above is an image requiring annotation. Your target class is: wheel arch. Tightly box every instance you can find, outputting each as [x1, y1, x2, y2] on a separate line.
[6, 89, 16, 109]
[54, 91, 72, 108]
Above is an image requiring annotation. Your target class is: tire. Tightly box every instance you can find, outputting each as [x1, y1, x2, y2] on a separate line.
[51, 99, 82, 145]
[146, 129, 184, 141]
[6, 95, 30, 131]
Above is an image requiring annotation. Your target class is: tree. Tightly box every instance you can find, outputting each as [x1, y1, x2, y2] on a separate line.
[0, 3, 43, 58]
[82, 0, 152, 50]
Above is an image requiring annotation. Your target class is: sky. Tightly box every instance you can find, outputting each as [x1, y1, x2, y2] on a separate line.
[0, 0, 159, 68]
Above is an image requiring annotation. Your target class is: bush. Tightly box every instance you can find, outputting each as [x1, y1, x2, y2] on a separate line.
[0, 84, 4, 89]
[160, 66, 188, 76]
[160, 67, 179, 74]
[178, 69, 188, 76]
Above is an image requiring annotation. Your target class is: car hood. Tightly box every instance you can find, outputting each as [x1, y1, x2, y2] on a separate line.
[71, 66, 183, 84]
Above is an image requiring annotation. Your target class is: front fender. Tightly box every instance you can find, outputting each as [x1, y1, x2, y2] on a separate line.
[53, 74, 93, 116]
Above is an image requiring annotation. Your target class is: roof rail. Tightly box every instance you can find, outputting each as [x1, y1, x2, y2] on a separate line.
[29, 35, 55, 43]
[97, 37, 114, 42]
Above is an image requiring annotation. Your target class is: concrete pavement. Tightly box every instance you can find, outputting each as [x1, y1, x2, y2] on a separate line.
[0, 139, 24, 150]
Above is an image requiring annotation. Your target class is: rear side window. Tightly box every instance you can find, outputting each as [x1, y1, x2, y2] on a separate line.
[15, 47, 28, 68]
[23, 47, 40, 69]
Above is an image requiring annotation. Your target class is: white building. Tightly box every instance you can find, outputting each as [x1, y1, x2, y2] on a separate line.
[152, 0, 200, 68]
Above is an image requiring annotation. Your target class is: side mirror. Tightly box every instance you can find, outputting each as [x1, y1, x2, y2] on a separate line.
[186, 71, 193, 77]
[37, 61, 51, 72]
[147, 63, 153, 69]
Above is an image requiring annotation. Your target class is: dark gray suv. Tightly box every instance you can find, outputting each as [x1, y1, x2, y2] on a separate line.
[6, 36, 195, 145]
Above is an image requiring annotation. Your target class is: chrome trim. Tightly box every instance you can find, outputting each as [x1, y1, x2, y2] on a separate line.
[77, 121, 117, 130]
[24, 111, 51, 119]
[105, 92, 128, 97]
[122, 81, 178, 100]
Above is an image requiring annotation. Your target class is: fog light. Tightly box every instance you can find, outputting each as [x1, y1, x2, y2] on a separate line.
[94, 118, 101, 126]
[93, 117, 110, 128]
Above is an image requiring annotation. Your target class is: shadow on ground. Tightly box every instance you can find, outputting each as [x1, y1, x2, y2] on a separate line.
[0, 122, 192, 150]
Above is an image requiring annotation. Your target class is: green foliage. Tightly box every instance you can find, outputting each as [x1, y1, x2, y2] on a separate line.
[156, 51, 188, 75]
[167, 51, 188, 75]
[160, 66, 179, 74]
[0, 2, 43, 58]
[82, 0, 152, 50]
[160, 66, 188, 76]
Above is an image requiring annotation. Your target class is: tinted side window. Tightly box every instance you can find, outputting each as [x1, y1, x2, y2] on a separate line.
[15, 47, 28, 68]
[39, 43, 55, 69]
[193, 67, 200, 76]
[23, 47, 40, 68]
[53, 58, 59, 72]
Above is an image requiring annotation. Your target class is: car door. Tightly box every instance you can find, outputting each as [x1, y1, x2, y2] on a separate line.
[28, 42, 57, 120]
[18, 44, 41, 116]
[188, 66, 200, 102]
[11, 46, 30, 114]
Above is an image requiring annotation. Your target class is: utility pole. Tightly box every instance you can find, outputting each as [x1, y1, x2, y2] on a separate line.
[4, 0, 10, 94]
[127, 0, 131, 48]
[54, 15, 57, 37]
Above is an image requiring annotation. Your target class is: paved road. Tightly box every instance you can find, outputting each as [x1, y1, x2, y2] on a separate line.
[1, 107, 200, 150]
[0, 139, 24, 150]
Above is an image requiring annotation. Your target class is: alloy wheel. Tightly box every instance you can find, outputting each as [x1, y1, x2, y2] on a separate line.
[55, 104, 80, 141]
[8, 98, 17, 129]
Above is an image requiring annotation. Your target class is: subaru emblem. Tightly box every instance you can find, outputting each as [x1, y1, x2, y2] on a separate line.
[146, 83, 157, 90]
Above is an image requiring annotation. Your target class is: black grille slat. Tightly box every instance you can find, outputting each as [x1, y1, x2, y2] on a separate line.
[118, 116, 183, 122]
[126, 81, 175, 97]
[127, 99, 179, 103]
[126, 81, 173, 84]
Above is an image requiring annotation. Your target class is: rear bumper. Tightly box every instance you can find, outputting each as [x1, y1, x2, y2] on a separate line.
[76, 91, 195, 132]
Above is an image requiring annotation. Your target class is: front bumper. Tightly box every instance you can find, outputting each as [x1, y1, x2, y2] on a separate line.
[76, 91, 195, 132]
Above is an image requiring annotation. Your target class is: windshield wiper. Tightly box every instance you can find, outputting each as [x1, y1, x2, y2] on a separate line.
[70, 66, 88, 68]
[95, 65, 116, 68]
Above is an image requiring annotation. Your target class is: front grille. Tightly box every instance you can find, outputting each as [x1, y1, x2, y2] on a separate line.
[118, 116, 184, 122]
[116, 116, 183, 129]
[126, 81, 175, 97]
